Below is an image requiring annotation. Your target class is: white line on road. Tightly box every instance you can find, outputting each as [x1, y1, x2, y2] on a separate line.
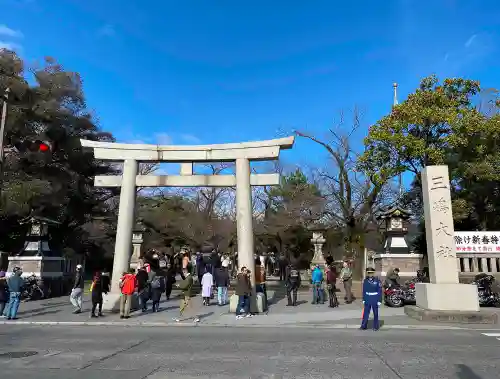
[481, 333, 500, 337]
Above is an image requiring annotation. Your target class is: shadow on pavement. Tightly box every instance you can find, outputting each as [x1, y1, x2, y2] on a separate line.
[456, 364, 483, 379]
[20, 309, 62, 318]
[132, 306, 179, 318]
[18, 301, 72, 315]
[198, 311, 214, 321]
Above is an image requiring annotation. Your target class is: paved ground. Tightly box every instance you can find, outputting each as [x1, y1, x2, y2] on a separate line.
[4, 277, 499, 330]
[0, 325, 499, 378]
[3, 289, 410, 327]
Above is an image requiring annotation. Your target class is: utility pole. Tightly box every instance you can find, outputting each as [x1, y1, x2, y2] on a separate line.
[0, 87, 10, 203]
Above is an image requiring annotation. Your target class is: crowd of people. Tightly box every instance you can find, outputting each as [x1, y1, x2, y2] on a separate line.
[1, 246, 386, 330]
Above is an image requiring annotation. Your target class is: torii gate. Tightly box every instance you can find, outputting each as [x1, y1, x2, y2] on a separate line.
[81, 136, 294, 308]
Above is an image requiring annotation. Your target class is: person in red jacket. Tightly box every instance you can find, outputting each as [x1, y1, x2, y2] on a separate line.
[119, 269, 137, 319]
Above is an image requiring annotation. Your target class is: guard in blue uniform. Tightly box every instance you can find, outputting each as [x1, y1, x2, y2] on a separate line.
[360, 267, 382, 331]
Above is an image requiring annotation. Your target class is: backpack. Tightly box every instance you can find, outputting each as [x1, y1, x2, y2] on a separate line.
[289, 268, 299, 279]
[326, 267, 337, 283]
[151, 276, 161, 289]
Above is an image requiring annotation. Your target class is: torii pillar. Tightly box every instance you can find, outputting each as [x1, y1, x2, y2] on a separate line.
[81, 136, 294, 311]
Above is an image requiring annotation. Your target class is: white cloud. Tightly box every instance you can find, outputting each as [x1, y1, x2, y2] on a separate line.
[0, 41, 21, 51]
[0, 24, 22, 38]
[464, 34, 477, 48]
[180, 134, 201, 144]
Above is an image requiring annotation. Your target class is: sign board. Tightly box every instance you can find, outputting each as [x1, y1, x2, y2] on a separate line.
[454, 231, 500, 253]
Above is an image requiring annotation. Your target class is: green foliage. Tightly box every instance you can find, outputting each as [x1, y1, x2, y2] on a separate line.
[0, 51, 117, 255]
[256, 169, 324, 262]
[369, 75, 500, 235]
[359, 75, 486, 179]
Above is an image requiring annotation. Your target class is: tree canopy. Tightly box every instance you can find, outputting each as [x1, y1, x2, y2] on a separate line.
[360, 75, 500, 253]
[0, 50, 117, 257]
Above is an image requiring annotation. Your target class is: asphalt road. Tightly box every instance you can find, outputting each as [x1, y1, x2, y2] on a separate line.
[0, 325, 498, 378]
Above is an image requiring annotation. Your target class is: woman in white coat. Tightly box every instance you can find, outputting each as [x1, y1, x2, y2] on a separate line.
[201, 267, 214, 306]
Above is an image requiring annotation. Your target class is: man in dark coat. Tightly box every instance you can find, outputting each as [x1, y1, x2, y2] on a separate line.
[285, 263, 301, 306]
[136, 265, 149, 312]
[165, 262, 176, 300]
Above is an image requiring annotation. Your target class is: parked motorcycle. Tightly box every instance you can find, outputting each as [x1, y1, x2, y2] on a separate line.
[471, 273, 500, 307]
[384, 279, 417, 308]
[21, 274, 46, 301]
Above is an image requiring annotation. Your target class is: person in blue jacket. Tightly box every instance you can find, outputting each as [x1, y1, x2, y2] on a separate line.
[360, 267, 382, 331]
[311, 264, 324, 304]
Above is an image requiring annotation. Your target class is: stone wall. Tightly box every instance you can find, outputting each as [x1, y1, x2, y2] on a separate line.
[8, 259, 41, 274]
[374, 255, 423, 278]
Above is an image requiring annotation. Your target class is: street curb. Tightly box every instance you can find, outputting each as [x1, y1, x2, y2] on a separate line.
[0, 320, 469, 330]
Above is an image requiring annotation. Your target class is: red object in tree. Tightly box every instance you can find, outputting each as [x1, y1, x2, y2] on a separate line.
[38, 143, 50, 152]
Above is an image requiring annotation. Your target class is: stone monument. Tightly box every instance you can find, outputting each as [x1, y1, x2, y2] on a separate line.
[414, 165, 479, 312]
[130, 222, 145, 271]
[310, 226, 327, 269]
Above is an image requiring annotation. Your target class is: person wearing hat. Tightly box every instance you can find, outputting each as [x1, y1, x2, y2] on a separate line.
[70, 264, 84, 314]
[4, 267, 24, 320]
[360, 267, 382, 331]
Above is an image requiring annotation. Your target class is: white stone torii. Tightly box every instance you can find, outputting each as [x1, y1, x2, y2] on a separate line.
[81, 136, 294, 305]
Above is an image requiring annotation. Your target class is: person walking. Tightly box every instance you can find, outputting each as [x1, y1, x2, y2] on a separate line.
[326, 264, 339, 308]
[150, 272, 164, 312]
[201, 267, 214, 306]
[0, 271, 8, 317]
[340, 261, 353, 304]
[196, 252, 205, 285]
[215, 260, 230, 306]
[311, 264, 324, 304]
[255, 258, 267, 306]
[285, 263, 301, 306]
[278, 253, 288, 281]
[70, 264, 84, 314]
[90, 272, 108, 318]
[165, 262, 176, 300]
[4, 267, 24, 320]
[360, 267, 382, 331]
[235, 267, 252, 319]
[119, 269, 137, 319]
[173, 268, 199, 323]
[136, 265, 149, 312]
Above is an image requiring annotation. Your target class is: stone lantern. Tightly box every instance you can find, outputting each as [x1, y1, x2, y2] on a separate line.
[309, 224, 327, 269]
[374, 204, 423, 278]
[130, 221, 145, 271]
[16, 216, 60, 257]
[8, 215, 65, 296]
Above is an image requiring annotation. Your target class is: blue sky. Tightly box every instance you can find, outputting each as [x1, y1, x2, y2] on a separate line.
[1, 0, 499, 174]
